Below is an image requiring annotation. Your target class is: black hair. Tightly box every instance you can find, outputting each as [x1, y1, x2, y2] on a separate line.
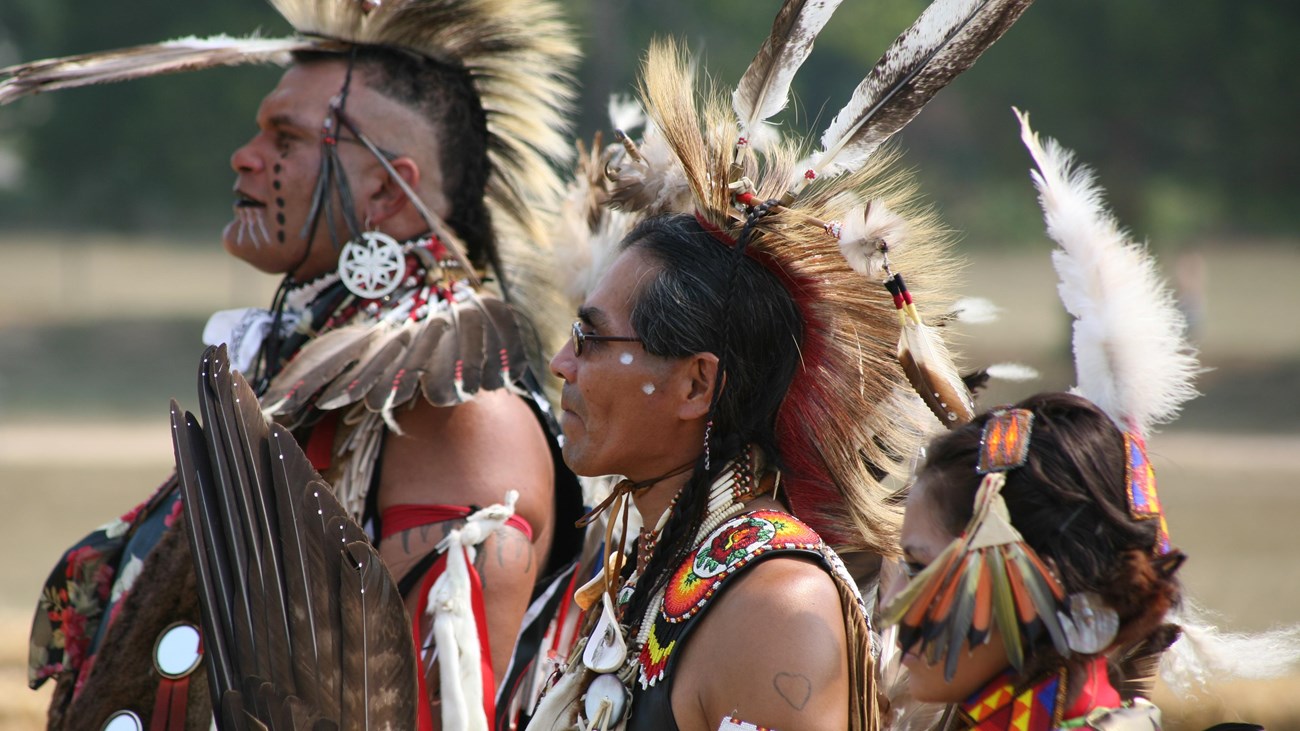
[292, 46, 494, 266]
[920, 392, 1184, 671]
[619, 212, 803, 625]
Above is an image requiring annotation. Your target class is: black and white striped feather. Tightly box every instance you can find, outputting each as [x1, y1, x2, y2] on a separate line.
[803, 0, 1033, 184]
[0, 36, 323, 106]
[732, 0, 843, 152]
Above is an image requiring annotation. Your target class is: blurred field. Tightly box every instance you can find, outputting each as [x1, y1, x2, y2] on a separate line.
[0, 240, 1298, 728]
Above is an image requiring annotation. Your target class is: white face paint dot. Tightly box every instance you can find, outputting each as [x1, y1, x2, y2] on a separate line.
[642, 383, 656, 395]
[619, 352, 634, 365]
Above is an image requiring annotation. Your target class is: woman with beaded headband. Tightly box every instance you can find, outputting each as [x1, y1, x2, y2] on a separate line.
[528, 1, 1036, 729]
[878, 113, 1299, 730]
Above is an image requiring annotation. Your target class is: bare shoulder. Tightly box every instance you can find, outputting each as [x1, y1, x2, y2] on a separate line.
[673, 555, 850, 731]
[379, 390, 553, 531]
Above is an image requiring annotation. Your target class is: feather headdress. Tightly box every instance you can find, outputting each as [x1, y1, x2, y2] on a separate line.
[1017, 111, 1300, 692]
[882, 111, 1207, 695]
[581, 0, 1031, 555]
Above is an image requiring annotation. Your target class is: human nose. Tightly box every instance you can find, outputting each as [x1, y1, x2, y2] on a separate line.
[230, 136, 264, 174]
[550, 335, 576, 383]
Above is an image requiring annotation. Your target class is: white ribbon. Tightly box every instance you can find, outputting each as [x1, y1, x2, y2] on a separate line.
[425, 490, 520, 731]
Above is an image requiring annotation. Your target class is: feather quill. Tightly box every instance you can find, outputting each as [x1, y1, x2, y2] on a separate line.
[316, 328, 411, 411]
[1017, 108, 1198, 437]
[732, 0, 843, 152]
[171, 403, 239, 702]
[802, 0, 1033, 186]
[261, 325, 376, 417]
[0, 36, 320, 105]
[897, 316, 974, 427]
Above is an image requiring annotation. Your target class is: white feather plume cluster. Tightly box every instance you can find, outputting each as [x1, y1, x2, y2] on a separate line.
[1017, 109, 1198, 438]
[986, 362, 1039, 382]
[607, 93, 645, 135]
[606, 121, 693, 215]
[1161, 600, 1300, 695]
[553, 205, 635, 306]
[837, 199, 909, 280]
[950, 296, 1000, 325]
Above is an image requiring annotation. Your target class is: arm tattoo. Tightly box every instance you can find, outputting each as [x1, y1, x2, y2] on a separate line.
[773, 672, 812, 711]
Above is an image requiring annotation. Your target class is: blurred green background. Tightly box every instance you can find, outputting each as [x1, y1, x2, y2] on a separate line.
[1, 1, 1298, 241]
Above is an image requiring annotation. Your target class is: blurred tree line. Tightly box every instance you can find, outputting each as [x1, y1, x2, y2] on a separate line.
[0, 0, 1296, 246]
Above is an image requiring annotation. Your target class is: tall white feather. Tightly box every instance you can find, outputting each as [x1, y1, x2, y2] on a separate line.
[732, 0, 843, 152]
[1017, 108, 1198, 438]
[803, 0, 1032, 186]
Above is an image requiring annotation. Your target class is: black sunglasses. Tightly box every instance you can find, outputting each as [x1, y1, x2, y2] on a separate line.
[571, 320, 642, 357]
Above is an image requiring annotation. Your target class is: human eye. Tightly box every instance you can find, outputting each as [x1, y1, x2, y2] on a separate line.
[274, 131, 297, 154]
[902, 560, 926, 580]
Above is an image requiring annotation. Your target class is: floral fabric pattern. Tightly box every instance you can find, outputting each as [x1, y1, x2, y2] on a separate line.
[28, 477, 178, 690]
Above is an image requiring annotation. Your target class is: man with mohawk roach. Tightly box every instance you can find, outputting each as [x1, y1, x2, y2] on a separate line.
[5, 0, 583, 728]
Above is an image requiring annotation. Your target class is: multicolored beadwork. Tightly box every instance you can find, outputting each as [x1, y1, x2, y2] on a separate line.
[978, 409, 1034, 474]
[637, 622, 676, 688]
[1123, 432, 1172, 554]
[662, 510, 821, 623]
[960, 669, 1065, 731]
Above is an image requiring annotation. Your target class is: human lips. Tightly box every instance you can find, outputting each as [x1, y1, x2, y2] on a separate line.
[233, 188, 266, 208]
[559, 389, 585, 424]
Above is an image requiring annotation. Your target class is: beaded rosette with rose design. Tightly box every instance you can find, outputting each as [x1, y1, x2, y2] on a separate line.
[636, 510, 836, 688]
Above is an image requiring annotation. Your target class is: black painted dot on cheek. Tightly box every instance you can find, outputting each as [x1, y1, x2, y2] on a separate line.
[276, 213, 286, 225]
[273, 163, 282, 174]
[277, 231, 285, 243]
[273, 180, 281, 190]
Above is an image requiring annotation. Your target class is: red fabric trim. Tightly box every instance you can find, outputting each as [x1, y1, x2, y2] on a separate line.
[694, 213, 738, 247]
[467, 559, 496, 722]
[303, 411, 339, 471]
[150, 675, 189, 731]
[381, 503, 534, 542]
[410, 549, 497, 730]
[413, 554, 449, 731]
[1064, 657, 1121, 719]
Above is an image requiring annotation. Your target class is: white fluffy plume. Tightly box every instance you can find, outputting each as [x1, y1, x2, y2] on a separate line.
[607, 93, 645, 135]
[837, 199, 909, 280]
[1017, 108, 1198, 438]
[986, 362, 1039, 382]
[1162, 600, 1300, 695]
[950, 296, 1000, 324]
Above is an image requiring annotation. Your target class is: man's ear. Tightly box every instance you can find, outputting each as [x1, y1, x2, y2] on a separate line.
[677, 352, 720, 421]
[364, 156, 420, 226]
